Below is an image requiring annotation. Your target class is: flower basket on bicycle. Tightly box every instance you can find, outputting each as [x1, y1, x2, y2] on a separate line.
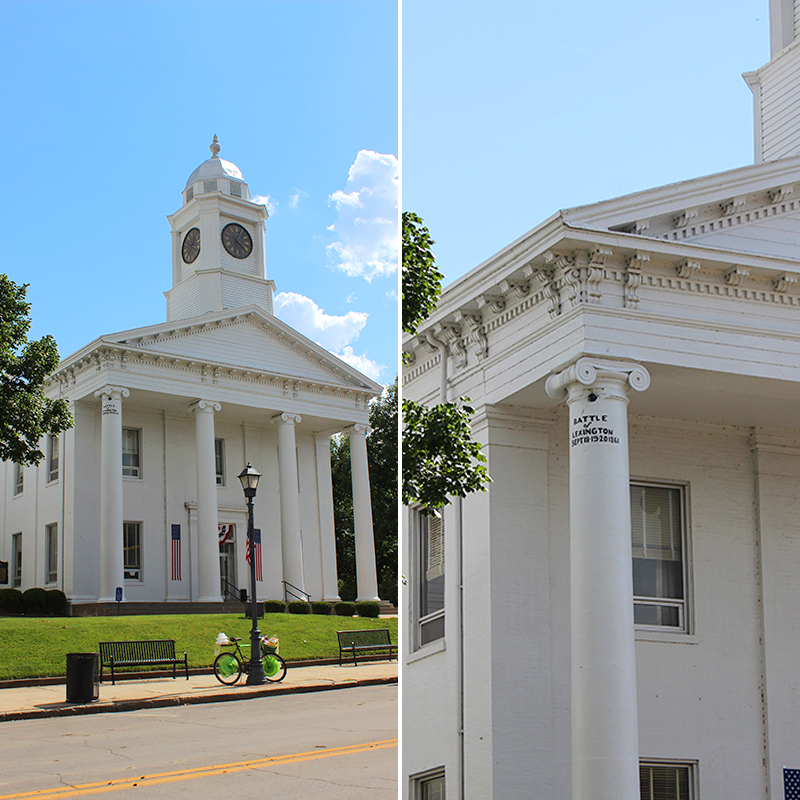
[212, 634, 287, 685]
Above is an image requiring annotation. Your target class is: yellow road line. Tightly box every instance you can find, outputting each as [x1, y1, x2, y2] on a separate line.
[0, 739, 398, 800]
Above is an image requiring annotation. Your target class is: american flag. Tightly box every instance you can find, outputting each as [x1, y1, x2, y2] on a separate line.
[171, 525, 181, 581]
[785, 768, 800, 800]
[246, 528, 262, 581]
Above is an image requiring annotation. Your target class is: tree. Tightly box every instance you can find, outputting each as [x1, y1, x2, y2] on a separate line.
[331, 379, 398, 604]
[0, 276, 72, 465]
[401, 213, 490, 513]
[402, 211, 443, 335]
[402, 397, 489, 511]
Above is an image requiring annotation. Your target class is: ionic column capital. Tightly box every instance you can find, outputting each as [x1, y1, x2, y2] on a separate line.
[545, 356, 650, 402]
[271, 412, 302, 425]
[93, 385, 130, 401]
[189, 399, 221, 414]
[344, 422, 371, 437]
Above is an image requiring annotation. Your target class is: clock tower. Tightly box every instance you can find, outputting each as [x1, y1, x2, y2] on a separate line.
[165, 136, 275, 321]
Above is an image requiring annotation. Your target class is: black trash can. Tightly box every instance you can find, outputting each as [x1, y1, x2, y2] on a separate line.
[66, 652, 99, 703]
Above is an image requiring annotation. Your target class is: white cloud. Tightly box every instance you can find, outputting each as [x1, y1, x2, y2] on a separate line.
[335, 346, 385, 382]
[327, 150, 398, 282]
[273, 291, 367, 352]
[251, 194, 277, 215]
[289, 189, 307, 209]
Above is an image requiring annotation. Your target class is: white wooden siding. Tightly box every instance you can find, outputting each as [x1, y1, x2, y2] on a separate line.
[759, 47, 800, 161]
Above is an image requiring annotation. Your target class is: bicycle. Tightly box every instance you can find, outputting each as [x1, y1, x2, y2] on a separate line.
[213, 636, 287, 685]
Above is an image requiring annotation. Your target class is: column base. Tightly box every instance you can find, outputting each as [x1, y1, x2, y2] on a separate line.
[356, 595, 381, 602]
[97, 595, 125, 604]
[196, 595, 223, 603]
[323, 595, 342, 603]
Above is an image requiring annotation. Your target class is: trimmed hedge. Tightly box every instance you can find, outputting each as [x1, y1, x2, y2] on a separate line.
[22, 588, 48, 616]
[264, 599, 286, 613]
[44, 590, 67, 616]
[287, 600, 311, 614]
[0, 588, 23, 615]
[334, 601, 356, 617]
[311, 601, 332, 615]
[355, 601, 381, 618]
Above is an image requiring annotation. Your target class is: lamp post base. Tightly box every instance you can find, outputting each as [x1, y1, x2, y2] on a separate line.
[246, 626, 265, 685]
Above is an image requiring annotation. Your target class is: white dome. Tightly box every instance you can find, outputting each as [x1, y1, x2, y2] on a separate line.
[184, 135, 244, 189]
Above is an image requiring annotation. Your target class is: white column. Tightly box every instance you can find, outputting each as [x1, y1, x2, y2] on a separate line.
[346, 423, 380, 602]
[314, 433, 340, 602]
[190, 399, 221, 602]
[94, 386, 129, 602]
[545, 357, 650, 800]
[272, 413, 307, 600]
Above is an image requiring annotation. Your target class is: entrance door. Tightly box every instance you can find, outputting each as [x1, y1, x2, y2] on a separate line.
[218, 524, 236, 599]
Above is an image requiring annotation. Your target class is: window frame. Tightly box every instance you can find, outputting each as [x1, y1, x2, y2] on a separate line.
[412, 768, 446, 800]
[123, 521, 142, 581]
[47, 435, 59, 483]
[13, 462, 23, 496]
[630, 481, 691, 635]
[411, 507, 445, 651]
[11, 532, 22, 588]
[122, 428, 141, 479]
[215, 438, 225, 486]
[639, 760, 695, 800]
[45, 523, 58, 584]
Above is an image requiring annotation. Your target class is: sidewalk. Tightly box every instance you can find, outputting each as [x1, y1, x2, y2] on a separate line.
[0, 660, 398, 723]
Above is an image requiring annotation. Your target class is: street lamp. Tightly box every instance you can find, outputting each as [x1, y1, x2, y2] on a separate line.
[238, 462, 264, 685]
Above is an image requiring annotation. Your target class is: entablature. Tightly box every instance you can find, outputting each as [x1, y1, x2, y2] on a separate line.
[403, 224, 800, 383]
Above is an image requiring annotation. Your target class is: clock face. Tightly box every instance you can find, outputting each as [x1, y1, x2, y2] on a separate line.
[221, 223, 253, 259]
[181, 228, 201, 264]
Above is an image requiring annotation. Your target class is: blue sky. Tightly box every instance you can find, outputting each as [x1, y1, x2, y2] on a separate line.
[402, 0, 770, 287]
[1, 1, 398, 384]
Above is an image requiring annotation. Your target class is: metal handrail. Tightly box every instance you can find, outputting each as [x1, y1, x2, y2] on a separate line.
[282, 580, 310, 603]
[221, 578, 245, 604]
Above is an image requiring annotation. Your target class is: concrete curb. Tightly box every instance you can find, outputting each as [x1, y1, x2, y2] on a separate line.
[0, 675, 397, 724]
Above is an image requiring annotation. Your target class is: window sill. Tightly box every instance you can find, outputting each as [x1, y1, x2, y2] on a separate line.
[635, 628, 698, 645]
[406, 637, 446, 664]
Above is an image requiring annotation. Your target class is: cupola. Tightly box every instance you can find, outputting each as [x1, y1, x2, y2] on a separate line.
[165, 137, 274, 322]
[183, 135, 250, 204]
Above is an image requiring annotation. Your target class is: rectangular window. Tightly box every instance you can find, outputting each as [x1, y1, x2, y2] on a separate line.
[631, 484, 686, 630]
[640, 763, 691, 800]
[414, 510, 445, 648]
[215, 438, 225, 486]
[13, 463, 23, 495]
[414, 771, 445, 800]
[122, 428, 141, 478]
[123, 522, 142, 581]
[12, 533, 22, 588]
[45, 523, 58, 584]
[47, 436, 59, 482]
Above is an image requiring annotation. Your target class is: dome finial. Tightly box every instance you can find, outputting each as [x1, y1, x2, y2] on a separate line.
[210, 134, 221, 158]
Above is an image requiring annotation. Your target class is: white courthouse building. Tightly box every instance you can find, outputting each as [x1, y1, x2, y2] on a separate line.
[2, 138, 382, 610]
[403, 2, 800, 798]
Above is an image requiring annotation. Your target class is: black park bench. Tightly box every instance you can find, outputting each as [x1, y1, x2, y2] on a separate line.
[99, 640, 189, 685]
[337, 628, 396, 666]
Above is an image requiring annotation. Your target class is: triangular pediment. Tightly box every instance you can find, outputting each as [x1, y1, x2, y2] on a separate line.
[560, 155, 800, 264]
[94, 307, 379, 393]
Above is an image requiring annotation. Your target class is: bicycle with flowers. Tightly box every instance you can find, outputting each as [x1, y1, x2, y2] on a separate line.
[213, 633, 287, 685]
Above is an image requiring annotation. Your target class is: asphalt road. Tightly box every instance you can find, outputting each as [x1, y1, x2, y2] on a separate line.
[0, 684, 397, 799]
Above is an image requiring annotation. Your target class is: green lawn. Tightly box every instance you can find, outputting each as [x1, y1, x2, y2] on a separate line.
[0, 614, 399, 680]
